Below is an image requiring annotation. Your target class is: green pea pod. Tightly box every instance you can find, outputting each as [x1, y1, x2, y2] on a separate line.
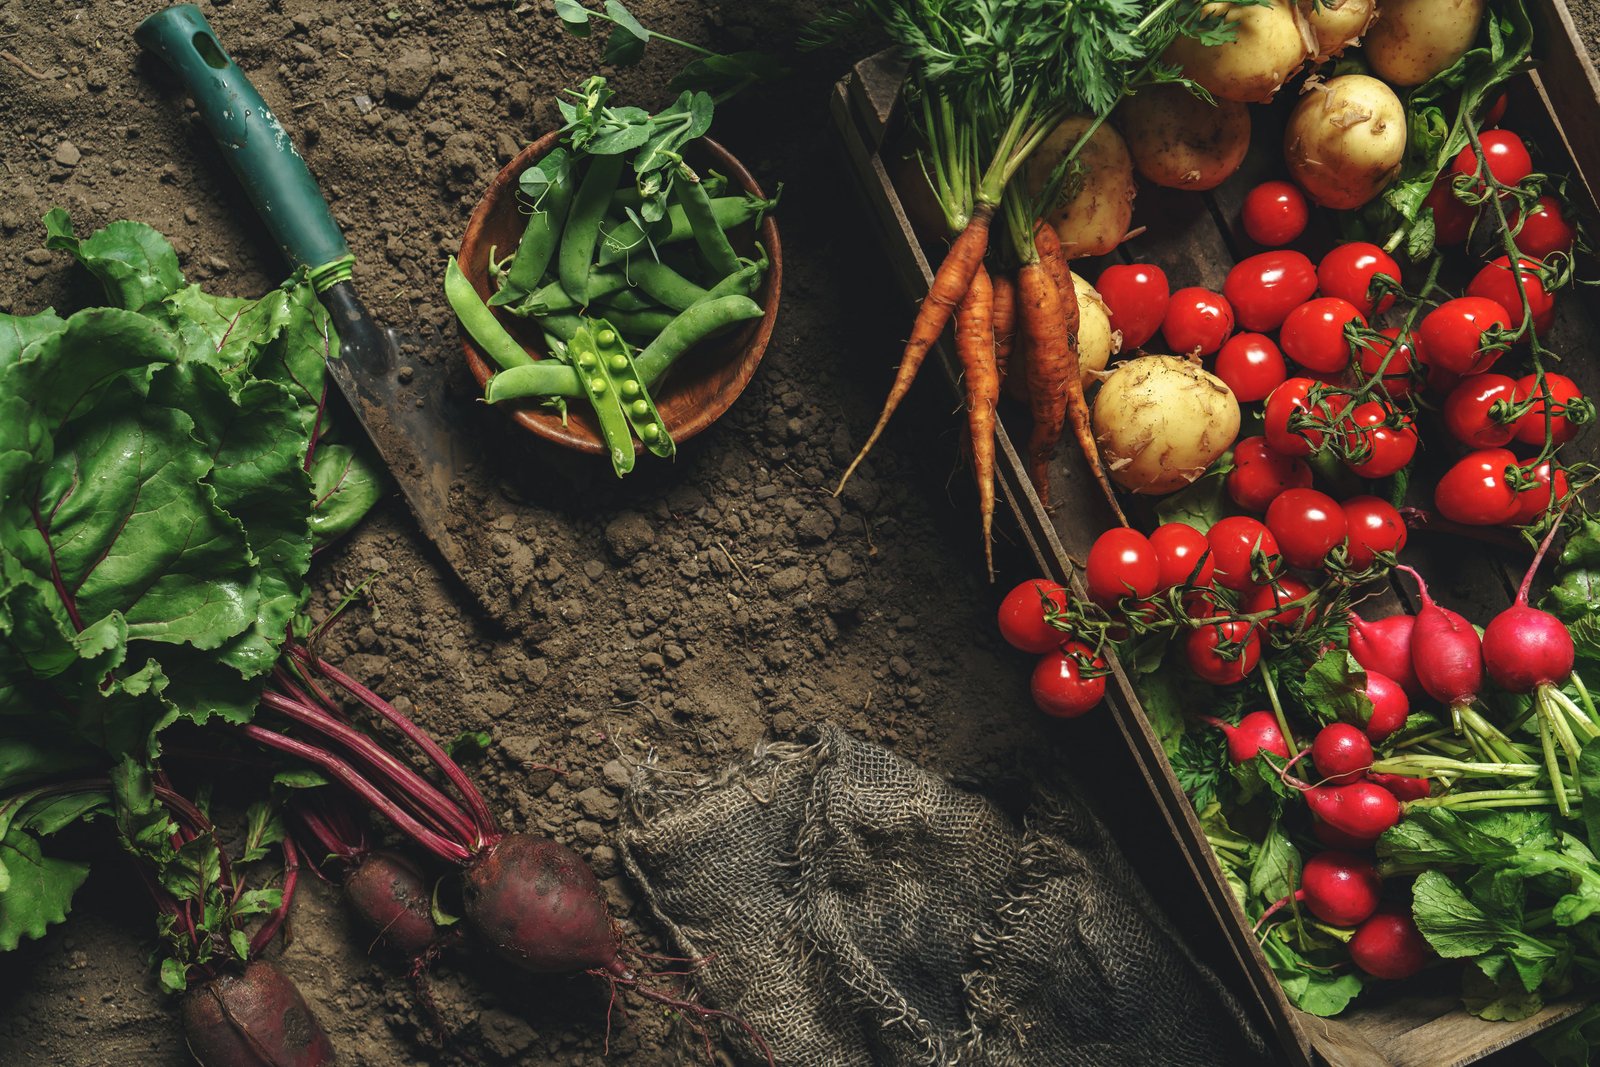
[609, 171, 725, 212]
[604, 308, 679, 343]
[489, 152, 574, 307]
[581, 319, 674, 460]
[671, 167, 741, 278]
[704, 255, 767, 301]
[503, 271, 628, 318]
[483, 361, 585, 402]
[636, 295, 764, 388]
[538, 313, 584, 343]
[568, 322, 637, 476]
[626, 258, 710, 311]
[559, 154, 627, 305]
[597, 194, 776, 266]
[445, 256, 534, 370]
[598, 289, 657, 313]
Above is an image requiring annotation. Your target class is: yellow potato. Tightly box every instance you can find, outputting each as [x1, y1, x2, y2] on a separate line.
[1092, 355, 1240, 495]
[1118, 85, 1251, 191]
[1025, 116, 1137, 259]
[1300, 0, 1377, 59]
[1162, 0, 1315, 104]
[1285, 74, 1407, 210]
[1365, 0, 1486, 87]
[1072, 272, 1119, 388]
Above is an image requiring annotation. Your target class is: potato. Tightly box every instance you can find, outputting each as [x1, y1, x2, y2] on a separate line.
[1285, 75, 1407, 210]
[1072, 272, 1119, 387]
[1118, 85, 1251, 191]
[1365, 0, 1486, 87]
[1299, 0, 1377, 59]
[1093, 355, 1240, 495]
[1025, 116, 1136, 259]
[1162, 0, 1315, 104]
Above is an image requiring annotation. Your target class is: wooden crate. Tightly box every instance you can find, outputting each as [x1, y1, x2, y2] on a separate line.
[829, 6, 1600, 1063]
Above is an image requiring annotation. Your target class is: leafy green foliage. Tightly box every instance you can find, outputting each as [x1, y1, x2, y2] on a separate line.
[559, 79, 715, 223]
[555, 0, 786, 97]
[1292, 649, 1373, 728]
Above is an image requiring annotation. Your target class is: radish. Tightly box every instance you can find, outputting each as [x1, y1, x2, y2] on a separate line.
[181, 960, 337, 1067]
[1394, 566, 1483, 712]
[1347, 610, 1421, 699]
[1313, 818, 1375, 851]
[1349, 907, 1432, 979]
[1280, 763, 1401, 841]
[1203, 710, 1291, 762]
[1363, 671, 1411, 742]
[1257, 851, 1382, 929]
[1312, 723, 1372, 785]
[1368, 772, 1431, 801]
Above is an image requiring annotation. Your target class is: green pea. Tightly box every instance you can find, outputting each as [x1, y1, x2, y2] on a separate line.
[589, 377, 607, 394]
[577, 352, 597, 370]
[621, 380, 641, 399]
[631, 399, 649, 417]
[641, 423, 660, 442]
[598, 328, 617, 346]
[608, 354, 628, 373]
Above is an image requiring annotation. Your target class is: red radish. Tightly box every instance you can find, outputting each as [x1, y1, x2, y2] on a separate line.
[1314, 818, 1374, 851]
[1281, 767, 1401, 841]
[1481, 520, 1575, 695]
[1349, 908, 1432, 979]
[1312, 723, 1372, 785]
[1368, 772, 1431, 801]
[1347, 611, 1421, 699]
[1203, 710, 1290, 763]
[1257, 851, 1382, 930]
[1394, 567, 1483, 710]
[181, 960, 336, 1067]
[1363, 671, 1411, 742]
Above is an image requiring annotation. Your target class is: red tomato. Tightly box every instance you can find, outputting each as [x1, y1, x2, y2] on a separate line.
[1224, 251, 1318, 332]
[1185, 620, 1262, 685]
[1227, 435, 1313, 512]
[1442, 374, 1520, 448]
[997, 579, 1070, 654]
[1280, 297, 1366, 374]
[1417, 297, 1513, 376]
[1514, 372, 1585, 446]
[1451, 130, 1534, 194]
[1207, 516, 1281, 591]
[1341, 496, 1407, 568]
[1163, 287, 1235, 357]
[1150, 522, 1216, 590]
[1354, 327, 1422, 400]
[1085, 528, 1160, 606]
[1242, 180, 1310, 246]
[1467, 256, 1555, 334]
[1512, 461, 1572, 525]
[1264, 377, 1345, 457]
[1266, 488, 1348, 570]
[1214, 332, 1288, 402]
[1512, 196, 1576, 260]
[1340, 402, 1418, 479]
[1483, 92, 1508, 126]
[1317, 242, 1401, 317]
[1424, 179, 1478, 247]
[1243, 575, 1316, 629]
[1095, 264, 1170, 350]
[1435, 449, 1522, 525]
[1031, 642, 1108, 718]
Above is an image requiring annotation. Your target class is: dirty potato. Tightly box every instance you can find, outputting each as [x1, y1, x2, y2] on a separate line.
[1092, 355, 1240, 494]
[1119, 84, 1251, 191]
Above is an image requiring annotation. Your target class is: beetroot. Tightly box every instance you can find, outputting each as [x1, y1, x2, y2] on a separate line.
[1347, 611, 1421, 698]
[1204, 710, 1291, 763]
[1363, 671, 1411, 742]
[1395, 566, 1483, 708]
[463, 834, 623, 975]
[181, 960, 336, 1067]
[1311, 723, 1372, 785]
[1349, 908, 1432, 979]
[344, 850, 443, 960]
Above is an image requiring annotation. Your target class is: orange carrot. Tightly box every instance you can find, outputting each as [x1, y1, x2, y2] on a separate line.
[956, 264, 999, 579]
[836, 204, 995, 493]
[1033, 223, 1128, 526]
[1016, 261, 1069, 508]
[990, 272, 1017, 387]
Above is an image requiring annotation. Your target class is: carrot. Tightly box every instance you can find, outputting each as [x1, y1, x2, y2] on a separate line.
[1016, 261, 1069, 507]
[990, 272, 1017, 387]
[1033, 223, 1128, 526]
[836, 204, 995, 494]
[956, 264, 999, 580]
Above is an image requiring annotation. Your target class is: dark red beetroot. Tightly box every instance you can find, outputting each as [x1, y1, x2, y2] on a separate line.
[344, 850, 444, 960]
[1394, 567, 1483, 711]
[1203, 710, 1291, 763]
[1347, 611, 1421, 699]
[1349, 908, 1432, 979]
[181, 960, 336, 1067]
[463, 834, 621, 975]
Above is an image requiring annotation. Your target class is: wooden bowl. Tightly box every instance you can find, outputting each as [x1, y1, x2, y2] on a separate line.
[457, 133, 782, 454]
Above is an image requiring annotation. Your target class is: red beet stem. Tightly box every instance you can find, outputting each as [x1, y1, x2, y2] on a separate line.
[241, 725, 472, 864]
[154, 784, 237, 903]
[249, 837, 301, 957]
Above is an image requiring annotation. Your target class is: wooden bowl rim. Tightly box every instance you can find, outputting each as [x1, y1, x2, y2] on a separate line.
[457, 132, 782, 455]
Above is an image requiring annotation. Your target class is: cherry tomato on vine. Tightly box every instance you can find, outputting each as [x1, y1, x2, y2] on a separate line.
[1280, 297, 1366, 374]
[1032, 642, 1108, 718]
[1483, 92, 1508, 126]
[1214, 333, 1288, 402]
[1442, 374, 1520, 448]
[1512, 196, 1576, 260]
[1424, 179, 1478, 247]
[1451, 130, 1533, 195]
[1317, 242, 1401, 317]
[1243, 575, 1316, 629]
[1224, 251, 1318, 332]
[1511, 461, 1572, 525]
[1354, 327, 1422, 400]
[1467, 255, 1555, 334]
[1241, 180, 1310, 246]
[1266, 489, 1348, 570]
[1185, 620, 1262, 685]
[1417, 297, 1512, 376]
[1340, 496, 1407, 568]
[1085, 528, 1160, 607]
[1264, 377, 1342, 457]
[1435, 448, 1522, 525]
[997, 579, 1069, 654]
[1095, 263, 1171, 350]
[1340, 402, 1418, 479]
[1226, 436, 1312, 513]
[1207, 516, 1281, 592]
[1150, 522, 1216, 590]
[1163, 287, 1234, 357]
[1513, 372, 1585, 446]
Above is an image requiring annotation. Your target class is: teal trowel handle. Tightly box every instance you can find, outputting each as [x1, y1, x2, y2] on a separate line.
[135, 4, 350, 277]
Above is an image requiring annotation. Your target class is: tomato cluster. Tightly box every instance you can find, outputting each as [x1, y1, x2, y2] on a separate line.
[997, 579, 1109, 717]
